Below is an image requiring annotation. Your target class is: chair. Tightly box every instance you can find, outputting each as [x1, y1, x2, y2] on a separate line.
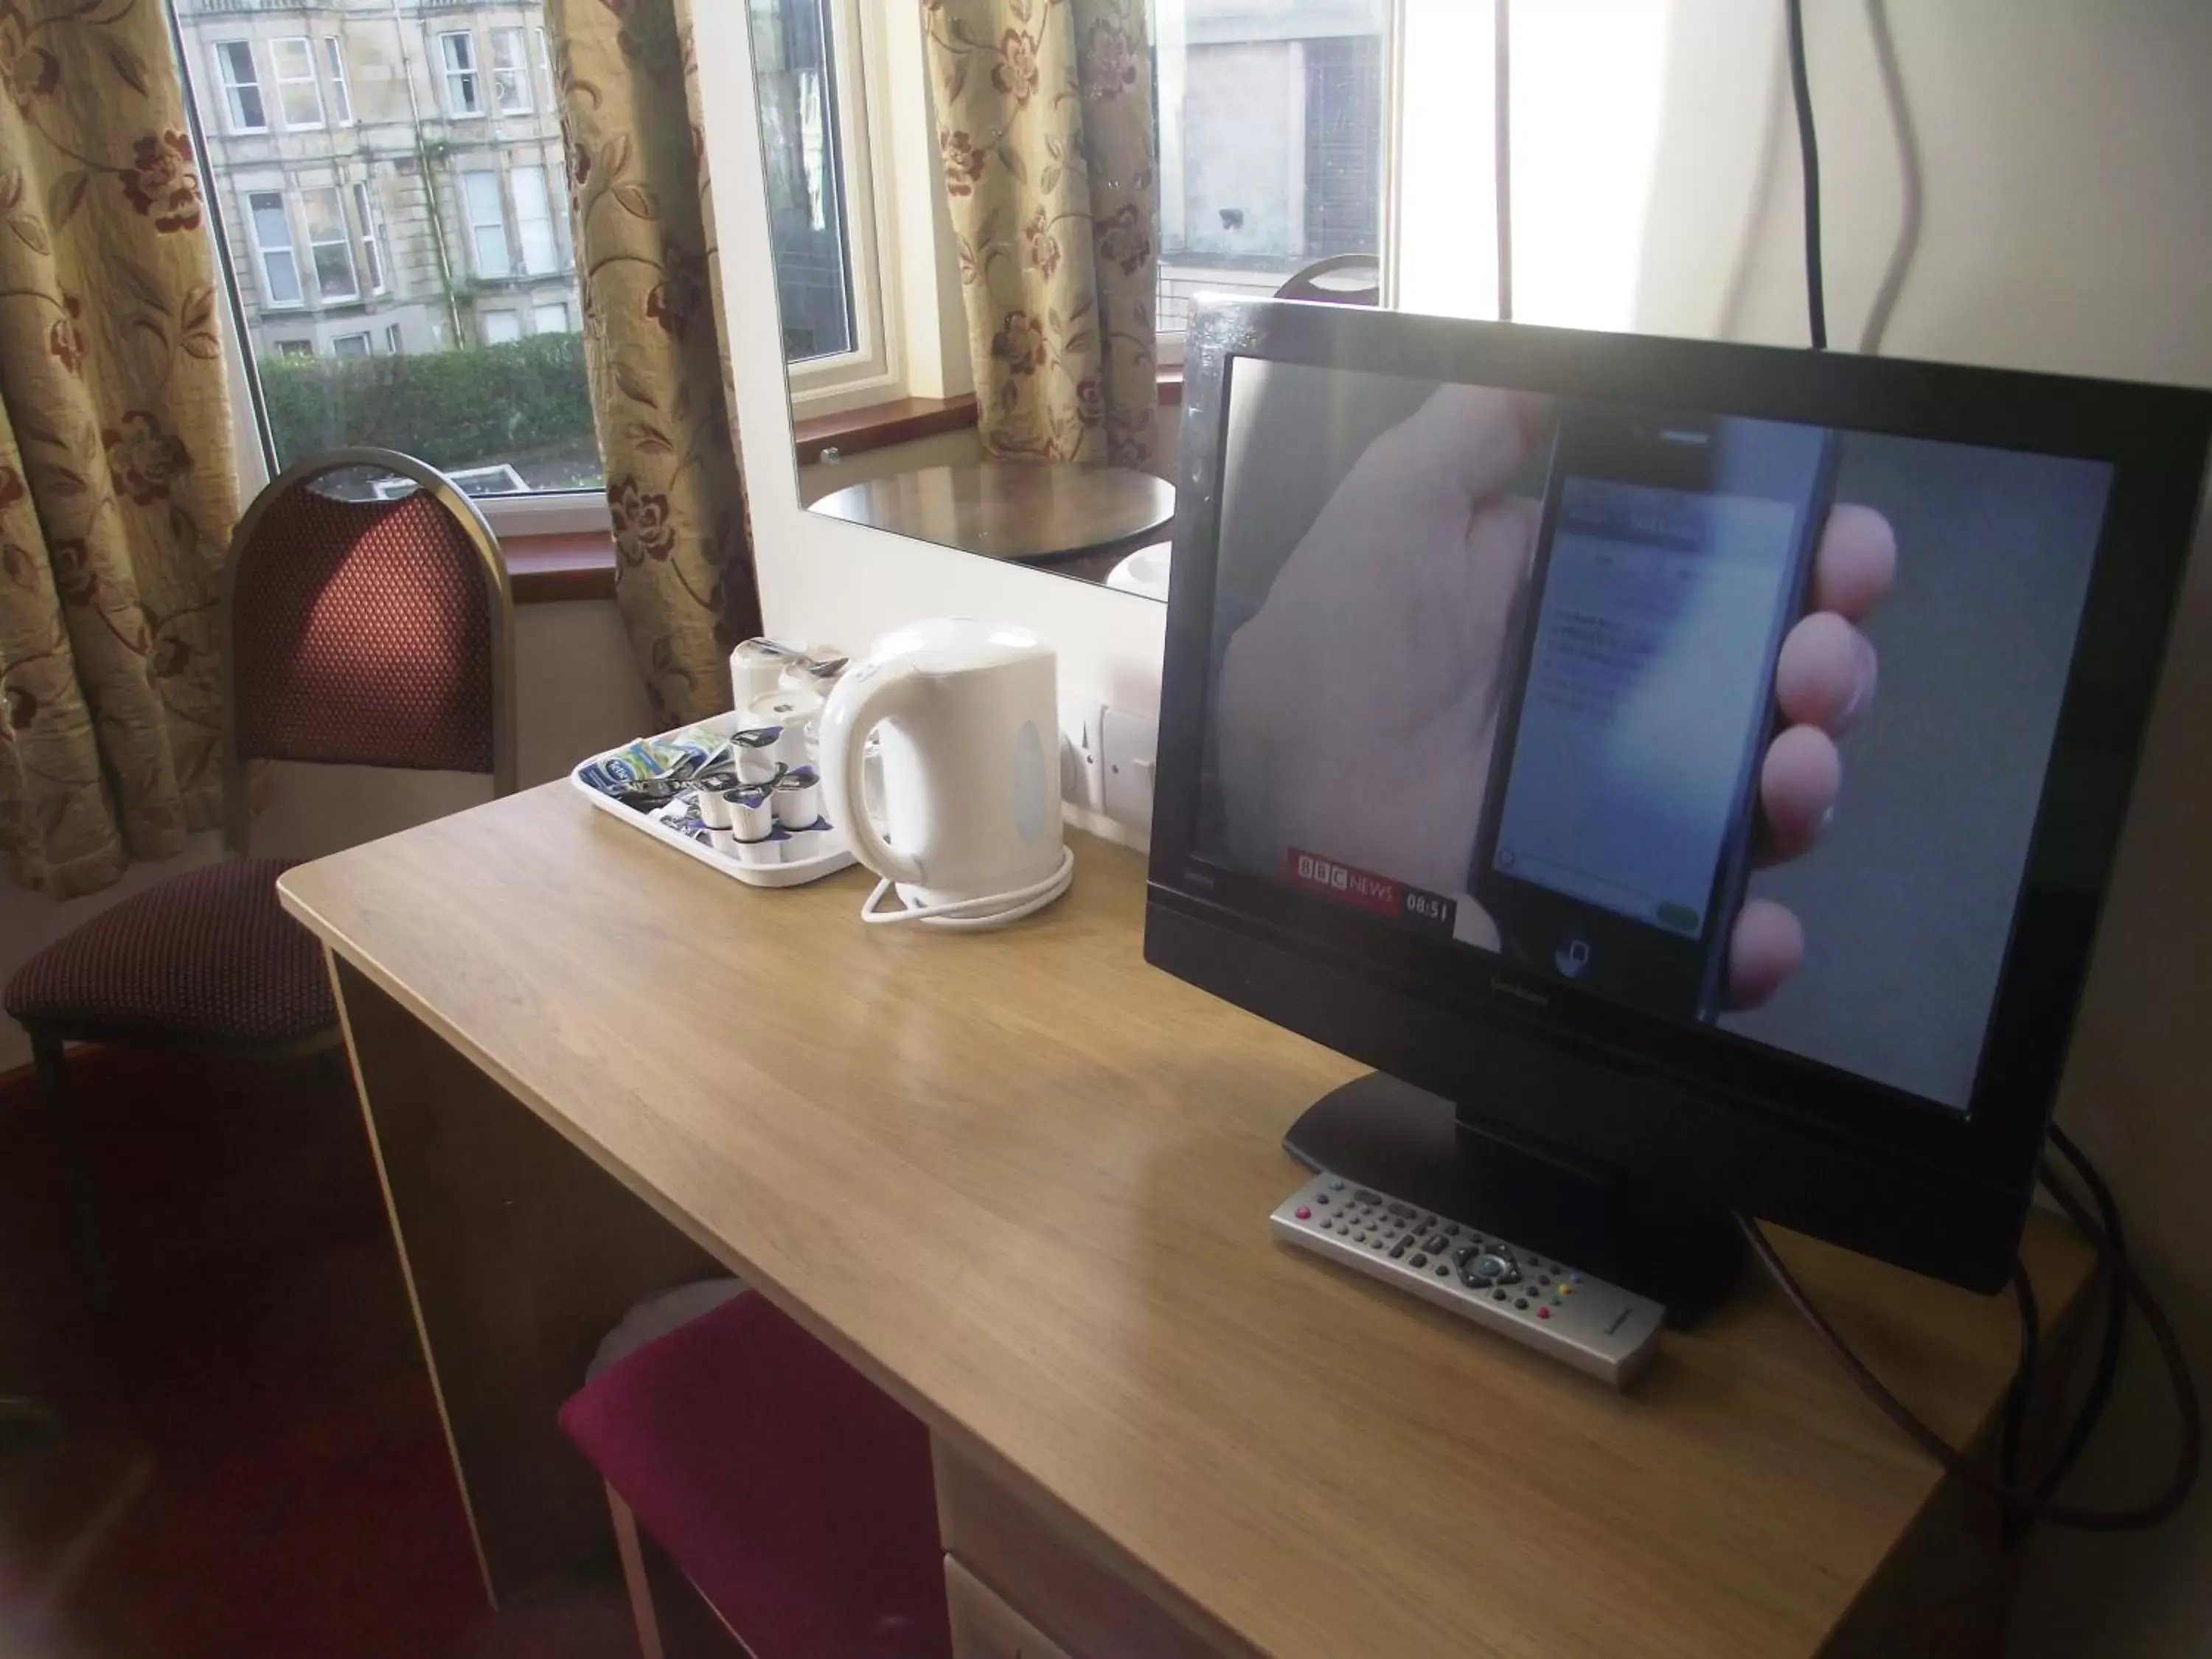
[560, 1287, 953, 1659]
[3, 450, 515, 1304]
[1273, 252, 1381, 306]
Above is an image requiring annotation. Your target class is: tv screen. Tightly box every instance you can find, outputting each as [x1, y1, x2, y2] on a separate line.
[1195, 358, 2116, 1113]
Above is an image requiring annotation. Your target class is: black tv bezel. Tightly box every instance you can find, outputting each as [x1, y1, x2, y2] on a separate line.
[1145, 300, 2212, 1293]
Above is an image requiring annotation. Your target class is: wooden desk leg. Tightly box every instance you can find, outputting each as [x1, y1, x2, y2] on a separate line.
[330, 957, 719, 1607]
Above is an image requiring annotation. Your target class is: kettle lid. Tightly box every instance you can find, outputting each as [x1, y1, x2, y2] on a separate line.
[866, 617, 1053, 675]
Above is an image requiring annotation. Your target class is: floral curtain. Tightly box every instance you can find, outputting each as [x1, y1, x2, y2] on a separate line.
[923, 0, 1158, 466]
[0, 0, 240, 899]
[547, 0, 759, 726]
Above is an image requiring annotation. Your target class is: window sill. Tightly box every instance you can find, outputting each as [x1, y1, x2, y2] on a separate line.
[507, 372, 1187, 605]
[793, 369, 1183, 467]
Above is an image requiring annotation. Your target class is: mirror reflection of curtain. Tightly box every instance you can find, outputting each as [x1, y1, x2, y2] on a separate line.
[549, 0, 761, 725]
[922, 0, 1158, 466]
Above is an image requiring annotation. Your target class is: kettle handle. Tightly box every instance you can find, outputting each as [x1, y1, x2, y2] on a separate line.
[818, 658, 928, 888]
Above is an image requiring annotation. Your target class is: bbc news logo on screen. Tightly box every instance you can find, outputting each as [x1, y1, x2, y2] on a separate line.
[1286, 849, 1456, 938]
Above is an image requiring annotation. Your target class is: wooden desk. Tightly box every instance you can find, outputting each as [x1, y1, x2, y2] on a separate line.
[279, 785, 2091, 1659]
[807, 461, 1175, 568]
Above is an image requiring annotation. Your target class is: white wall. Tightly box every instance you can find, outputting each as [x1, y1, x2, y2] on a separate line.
[0, 597, 651, 1075]
[707, 2, 2212, 1651]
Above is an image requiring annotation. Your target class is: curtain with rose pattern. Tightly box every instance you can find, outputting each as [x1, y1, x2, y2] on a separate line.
[547, 0, 760, 727]
[0, 0, 241, 898]
[924, 0, 1158, 466]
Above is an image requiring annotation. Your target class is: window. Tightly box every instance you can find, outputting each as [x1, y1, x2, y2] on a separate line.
[179, 2, 608, 515]
[489, 26, 532, 114]
[510, 164, 560, 274]
[535, 26, 555, 105]
[301, 186, 358, 302]
[748, 0, 856, 363]
[270, 36, 323, 129]
[439, 31, 483, 116]
[461, 169, 512, 277]
[246, 190, 302, 307]
[1150, 4, 1388, 351]
[353, 181, 387, 294]
[322, 37, 353, 125]
[212, 40, 265, 133]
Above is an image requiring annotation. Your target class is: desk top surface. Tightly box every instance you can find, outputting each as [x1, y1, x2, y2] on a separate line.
[281, 785, 2088, 1659]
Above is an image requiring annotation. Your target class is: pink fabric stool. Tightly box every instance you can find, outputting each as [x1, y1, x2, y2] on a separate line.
[559, 1288, 951, 1659]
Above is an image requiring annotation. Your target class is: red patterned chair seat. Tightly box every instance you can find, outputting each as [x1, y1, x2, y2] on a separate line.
[2, 858, 333, 1046]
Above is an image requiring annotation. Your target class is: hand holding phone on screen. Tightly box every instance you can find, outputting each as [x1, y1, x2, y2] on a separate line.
[1215, 385, 1894, 1012]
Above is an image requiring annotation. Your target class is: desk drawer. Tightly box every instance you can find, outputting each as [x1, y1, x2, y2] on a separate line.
[933, 1436, 1243, 1658]
[947, 1554, 1074, 1659]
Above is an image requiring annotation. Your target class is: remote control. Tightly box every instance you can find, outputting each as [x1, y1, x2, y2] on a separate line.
[1269, 1172, 1666, 1386]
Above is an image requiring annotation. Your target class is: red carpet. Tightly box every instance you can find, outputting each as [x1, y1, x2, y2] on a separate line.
[0, 1044, 618, 1658]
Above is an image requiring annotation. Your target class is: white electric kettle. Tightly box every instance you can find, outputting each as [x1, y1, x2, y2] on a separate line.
[818, 619, 1074, 929]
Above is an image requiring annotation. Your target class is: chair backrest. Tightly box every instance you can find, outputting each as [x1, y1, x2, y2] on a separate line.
[1273, 254, 1382, 307]
[219, 448, 516, 855]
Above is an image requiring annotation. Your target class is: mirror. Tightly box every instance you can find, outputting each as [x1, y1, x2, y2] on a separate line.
[742, 0, 1391, 597]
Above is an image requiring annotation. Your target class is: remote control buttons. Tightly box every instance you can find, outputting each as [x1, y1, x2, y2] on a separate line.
[1295, 1206, 1310, 1220]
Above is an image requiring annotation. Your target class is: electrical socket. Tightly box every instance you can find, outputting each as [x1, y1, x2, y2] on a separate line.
[1101, 709, 1158, 832]
[1058, 692, 1107, 813]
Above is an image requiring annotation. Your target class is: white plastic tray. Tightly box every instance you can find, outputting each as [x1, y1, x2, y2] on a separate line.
[568, 709, 858, 888]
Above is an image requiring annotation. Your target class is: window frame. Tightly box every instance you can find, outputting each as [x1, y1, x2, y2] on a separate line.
[352, 179, 388, 295]
[488, 24, 533, 115]
[771, 0, 902, 417]
[268, 34, 324, 131]
[244, 188, 304, 310]
[532, 299, 571, 335]
[439, 29, 484, 118]
[384, 321, 404, 355]
[322, 35, 353, 125]
[300, 184, 360, 302]
[212, 38, 266, 134]
[460, 167, 513, 278]
[479, 308, 524, 346]
[331, 330, 372, 359]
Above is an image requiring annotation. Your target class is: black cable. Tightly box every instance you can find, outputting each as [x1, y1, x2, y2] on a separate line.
[1999, 1259, 2039, 1548]
[1781, 0, 1827, 348]
[2037, 1130, 2129, 1500]
[1739, 1161, 2200, 1530]
[1494, 0, 1513, 323]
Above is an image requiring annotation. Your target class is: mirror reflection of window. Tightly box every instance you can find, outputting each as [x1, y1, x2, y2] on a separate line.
[749, 0, 858, 364]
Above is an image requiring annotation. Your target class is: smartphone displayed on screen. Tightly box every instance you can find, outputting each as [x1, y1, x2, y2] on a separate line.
[1472, 407, 1837, 1022]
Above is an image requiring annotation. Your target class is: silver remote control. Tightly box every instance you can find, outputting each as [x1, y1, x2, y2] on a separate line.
[1269, 1172, 1666, 1386]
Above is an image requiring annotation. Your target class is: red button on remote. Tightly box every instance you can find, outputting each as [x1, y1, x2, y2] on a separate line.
[1537, 1307, 1551, 1319]
[1295, 1206, 1311, 1219]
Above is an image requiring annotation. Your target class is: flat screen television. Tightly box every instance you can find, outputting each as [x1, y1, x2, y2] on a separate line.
[1145, 299, 2211, 1308]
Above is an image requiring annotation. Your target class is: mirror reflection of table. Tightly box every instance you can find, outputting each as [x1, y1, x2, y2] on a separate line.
[808, 462, 1175, 585]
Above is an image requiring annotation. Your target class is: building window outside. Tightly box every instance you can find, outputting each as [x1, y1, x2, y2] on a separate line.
[748, 0, 856, 364]
[490, 26, 533, 114]
[179, 1, 605, 499]
[212, 40, 265, 133]
[270, 36, 324, 130]
[323, 37, 353, 125]
[439, 31, 484, 116]
[247, 190, 302, 307]
[302, 186, 359, 302]
[462, 169, 512, 277]
[511, 164, 560, 274]
[353, 181, 388, 294]
[534, 26, 555, 105]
